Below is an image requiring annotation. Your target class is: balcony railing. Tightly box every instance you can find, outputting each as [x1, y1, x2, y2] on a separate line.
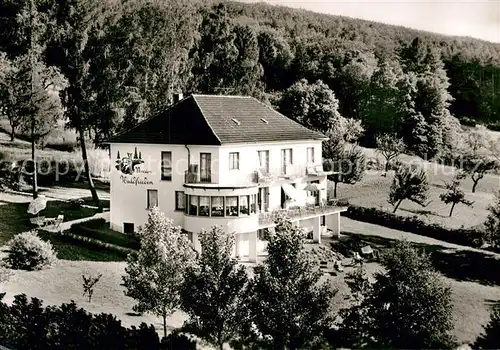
[184, 170, 212, 184]
[184, 163, 336, 185]
[258, 200, 346, 226]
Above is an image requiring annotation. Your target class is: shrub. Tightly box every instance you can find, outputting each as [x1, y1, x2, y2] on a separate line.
[342, 205, 485, 249]
[3, 230, 57, 270]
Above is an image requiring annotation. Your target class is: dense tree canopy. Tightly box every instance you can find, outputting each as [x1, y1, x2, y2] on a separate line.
[1, 0, 499, 159]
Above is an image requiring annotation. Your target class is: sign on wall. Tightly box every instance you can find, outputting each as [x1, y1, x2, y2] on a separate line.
[115, 147, 154, 185]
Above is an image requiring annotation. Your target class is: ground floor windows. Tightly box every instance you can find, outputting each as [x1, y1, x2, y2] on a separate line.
[124, 222, 134, 234]
[147, 189, 158, 209]
[175, 191, 185, 211]
[184, 194, 258, 218]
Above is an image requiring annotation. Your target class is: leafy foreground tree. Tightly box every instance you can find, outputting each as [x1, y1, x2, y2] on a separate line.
[483, 191, 500, 249]
[180, 226, 248, 350]
[474, 304, 500, 349]
[243, 215, 336, 349]
[388, 163, 430, 213]
[122, 207, 195, 339]
[439, 173, 473, 217]
[376, 133, 406, 172]
[336, 240, 456, 349]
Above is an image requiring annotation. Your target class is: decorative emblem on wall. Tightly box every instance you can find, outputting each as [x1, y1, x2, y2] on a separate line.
[115, 147, 144, 175]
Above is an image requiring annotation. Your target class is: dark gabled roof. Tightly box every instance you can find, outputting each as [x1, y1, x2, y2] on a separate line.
[107, 94, 327, 145]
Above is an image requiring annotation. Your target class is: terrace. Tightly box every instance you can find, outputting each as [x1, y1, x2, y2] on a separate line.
[258, 201, 348, 228]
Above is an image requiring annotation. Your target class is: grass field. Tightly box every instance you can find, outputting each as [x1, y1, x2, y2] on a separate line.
[331, 146, 500, 230]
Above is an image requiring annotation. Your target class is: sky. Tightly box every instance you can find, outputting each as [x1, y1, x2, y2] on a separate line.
[239, 0, 500, 44]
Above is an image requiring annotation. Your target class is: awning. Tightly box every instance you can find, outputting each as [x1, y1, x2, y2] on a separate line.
[303, 183, 319, 192]
[282, 183, 299, 201]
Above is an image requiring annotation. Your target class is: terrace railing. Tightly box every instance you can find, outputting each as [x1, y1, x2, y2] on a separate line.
[258, 200, 346, 226]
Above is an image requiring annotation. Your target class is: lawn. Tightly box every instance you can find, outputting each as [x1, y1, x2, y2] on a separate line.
[0, 201, 123, 261]
[332, 146, 499, 230]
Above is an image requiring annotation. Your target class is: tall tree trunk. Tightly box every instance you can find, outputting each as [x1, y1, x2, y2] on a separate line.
[392, 199, 404, 213]
[78, 127, 99, 204]
[449, 202, 456, 217]
[334, 181, 338, 198]
[385, 158, 389, 172]
[472, 179, 479, 193]
[31, 137, 38, 199]
[10, 125, 15, 141]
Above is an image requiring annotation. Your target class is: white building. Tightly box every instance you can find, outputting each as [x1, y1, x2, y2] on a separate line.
[107, 94, 347, 262]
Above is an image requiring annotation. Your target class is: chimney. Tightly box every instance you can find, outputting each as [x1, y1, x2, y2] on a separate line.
[172, 92, 183, 104]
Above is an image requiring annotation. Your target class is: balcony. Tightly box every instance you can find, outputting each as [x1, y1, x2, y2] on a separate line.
[254, 164, 336, 184]
[258, 201, 347, 227]
[184, 170, 213, 184]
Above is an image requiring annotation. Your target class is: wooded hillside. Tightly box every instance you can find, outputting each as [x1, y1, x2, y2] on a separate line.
[0, 0, 499, 156]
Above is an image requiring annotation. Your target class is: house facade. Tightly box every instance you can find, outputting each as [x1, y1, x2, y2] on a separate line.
[107, 94, 347, 262]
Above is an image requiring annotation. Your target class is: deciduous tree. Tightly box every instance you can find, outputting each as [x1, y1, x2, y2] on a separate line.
[325, 144, 366, 198]
[122, 207, 195, 339]
[439, 173, 473, 216]
[180, 226, 248, 350]
[388, 163, 430, 213]
[336, 241, 455, 349]
[244, 215, 335, 349]
[483, 191, 500, 249]
[376, 133, 406, 172]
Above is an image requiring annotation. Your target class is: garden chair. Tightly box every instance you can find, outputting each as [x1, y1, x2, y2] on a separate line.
[53, 214, 64, 231]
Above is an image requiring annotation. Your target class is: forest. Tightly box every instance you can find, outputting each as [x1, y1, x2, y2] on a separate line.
[0, 0, 500, 157]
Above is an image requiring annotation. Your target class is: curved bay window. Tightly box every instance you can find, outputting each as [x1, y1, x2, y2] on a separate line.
[199, 196, 210, 216]
[184, 194, 257, 217]
[250, 194, 257, 214]
[189, 195, 198, 216]
[226, 196, 238, 217]
[211, 196, 224, 217]
[240, 195, 250, 216]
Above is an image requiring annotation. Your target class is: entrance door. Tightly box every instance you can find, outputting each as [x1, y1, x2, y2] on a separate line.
[200, 153, 211, 183]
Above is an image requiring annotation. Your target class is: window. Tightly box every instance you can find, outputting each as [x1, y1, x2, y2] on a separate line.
[281, 148, 293, 174]
[124, 223, 134, 234]
[250, 194, 256, 214]
[161, 151, 172, 181]
[189, 195, 198, 216]
[199, 196, 210, 216]
[147, 189, 158, 209]
[200, 153, 211, 183]
[258, 150, 269, 173]
[226, 196, 238, 217]
[307, 147, 315, 164]
[175, 191, 185, 211]
[229, 152, 239, 170]
[211, 196, 224, 217]
[239, 195, 250, 216]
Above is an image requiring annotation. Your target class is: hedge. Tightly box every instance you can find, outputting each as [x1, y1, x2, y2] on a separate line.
[342, 204, 486, 250]
[0, 293, 197, 349]
[70, 219, 140, 251]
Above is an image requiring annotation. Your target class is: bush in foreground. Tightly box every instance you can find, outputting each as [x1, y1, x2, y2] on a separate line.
[3, 230, 57, 270]
[474, 304, 500, 349]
